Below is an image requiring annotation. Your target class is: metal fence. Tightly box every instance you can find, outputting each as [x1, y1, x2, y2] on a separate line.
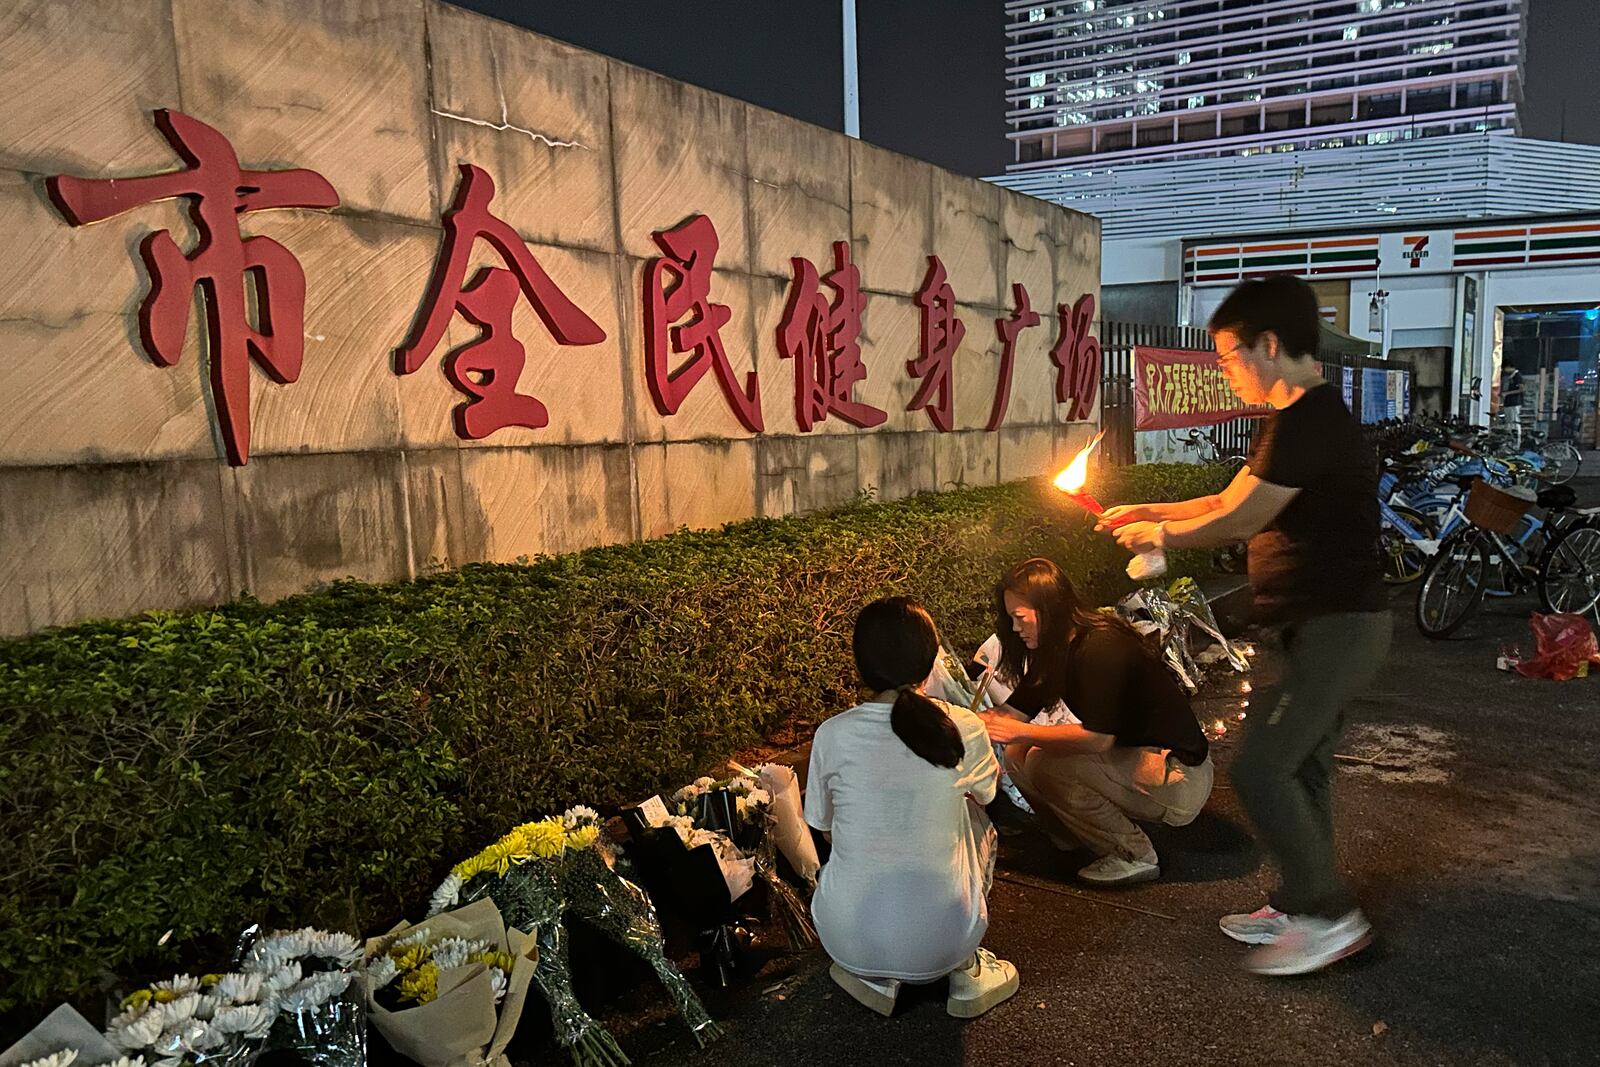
[1100, 320, 1259, 465]
[1100, 321, 1412, 465]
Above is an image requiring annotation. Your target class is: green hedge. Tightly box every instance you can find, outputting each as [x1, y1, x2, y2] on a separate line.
[0, 463, 1230, 1011]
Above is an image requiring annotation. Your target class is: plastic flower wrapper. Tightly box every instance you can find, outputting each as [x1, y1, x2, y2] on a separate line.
[752, 763, 819, 887]
[362, 897, 537, 1067]
[431, 811, 721, 1067]
[1118, 588, 1202, 692]
[1167, 577, 1250, 674]
[967, 635, 1034, 815]
[235, 926, 365, 1067]
[102, 972, 268, 1067]
[0, 1006, 121, 1067]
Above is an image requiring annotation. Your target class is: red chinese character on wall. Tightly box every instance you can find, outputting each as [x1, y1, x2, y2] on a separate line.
[1050, 292, 1101, 421]
[395, 164, 606, 439]
[907, 255, 966, 432]
[45, 109, 339, 466]
[643, 214, 763, 432]
[986, 282, 1041, 431]
[775, 242, 885, 432]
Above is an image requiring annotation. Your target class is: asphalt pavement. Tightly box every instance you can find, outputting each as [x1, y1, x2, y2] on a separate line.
[593, 474, 1600, 1067]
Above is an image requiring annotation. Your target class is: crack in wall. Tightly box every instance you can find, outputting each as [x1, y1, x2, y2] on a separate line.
[429, 36, 587, 151]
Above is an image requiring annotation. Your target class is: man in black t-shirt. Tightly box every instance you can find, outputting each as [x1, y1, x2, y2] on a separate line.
[1101, 275, 1391, 977]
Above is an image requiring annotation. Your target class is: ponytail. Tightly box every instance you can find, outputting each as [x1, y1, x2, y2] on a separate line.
[854, 596, 966, 769]
[890, 687, 964, 769]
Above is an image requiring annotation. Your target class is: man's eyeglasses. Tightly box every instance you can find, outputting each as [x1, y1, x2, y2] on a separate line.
[1216, 344, 1247, 368]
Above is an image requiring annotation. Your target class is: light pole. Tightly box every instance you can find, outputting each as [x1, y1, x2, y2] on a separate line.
[843, 0, 860, 138]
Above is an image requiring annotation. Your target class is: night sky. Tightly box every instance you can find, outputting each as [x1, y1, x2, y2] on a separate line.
[449, 0, 1597, 179]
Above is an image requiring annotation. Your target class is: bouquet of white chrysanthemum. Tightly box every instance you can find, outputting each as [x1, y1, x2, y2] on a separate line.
[102, 972, 273, 1067]
[233, 927, 365, 1067]
[362, 897, 536, 1067]
[646, 765, 816, 952]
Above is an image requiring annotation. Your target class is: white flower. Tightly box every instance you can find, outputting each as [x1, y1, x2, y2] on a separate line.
[157, 994, 201, 1028]
[179, 1021, 227, 1053]
[102, 1057, 147, 1067]
[242, 929, 311, 973]
[193, 993, 223, 1021]
[308, 931, 361, 967]
[745, 788, 771, 809]
[489, 967, 508, 1003]
[151, 976, 201, 998]
[693, 776, 716, 790]
[213, 972, 263, 1005]
[430, 936, 483, 972]
[562, 804, 599, 829]
[391, 927, 432, 950]
[261, 962, 302, 998]
[211, 1003, 273, 1040]
[111, 1000, 152, 1029]
[365, 955, 399, 989]
[277, 971, 352, 1014]
[19, 1050, 77, 1067]
[665, 815, 695, 843]
[428, 873, 464, 916]
[108, 1011, 165, 1050]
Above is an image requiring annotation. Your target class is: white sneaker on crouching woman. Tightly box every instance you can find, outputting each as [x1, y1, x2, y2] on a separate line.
[946, 947, 1020, 1018]
[1219, 904, 1294, 945]
[1242, 909, 1373, 976]
[829, 964, 900, 1016]
[1077, 854, 1160, 886]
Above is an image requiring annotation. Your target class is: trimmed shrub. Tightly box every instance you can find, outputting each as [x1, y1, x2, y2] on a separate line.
[0, 463, 1230, 1010]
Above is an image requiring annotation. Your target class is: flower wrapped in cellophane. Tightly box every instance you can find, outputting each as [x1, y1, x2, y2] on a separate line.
[362, 897, 536, 1067]
[651, 768, 818, 952]
[1117, 578, 1249, 693]
[102, 971, 274, 1067]
[426, 806, 719, 1067]
[234, 926, 366, 1067]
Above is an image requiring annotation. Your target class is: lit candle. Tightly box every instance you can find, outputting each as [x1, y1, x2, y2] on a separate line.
[1053, 430, 1166, 580]
[1052, 431, 1107, 514]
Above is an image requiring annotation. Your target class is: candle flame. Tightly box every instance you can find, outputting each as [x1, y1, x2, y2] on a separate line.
[1052, 430, 1105, 494]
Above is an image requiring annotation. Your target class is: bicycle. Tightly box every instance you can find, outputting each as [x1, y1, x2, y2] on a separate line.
[1415, 481, 1590, 638]
[1536, 508, 1600, 621]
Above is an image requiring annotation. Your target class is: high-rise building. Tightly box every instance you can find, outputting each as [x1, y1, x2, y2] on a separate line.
[1003, 0, 1525, 171]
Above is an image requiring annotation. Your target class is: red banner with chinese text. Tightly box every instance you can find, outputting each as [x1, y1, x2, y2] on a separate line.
[1132, 346, 1268, 430]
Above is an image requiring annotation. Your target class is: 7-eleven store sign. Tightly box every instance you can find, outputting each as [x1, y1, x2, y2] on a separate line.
[1453, 220, 1600, 269]
[1185, 236, 1379, 284]
[1185, 219, 1600, 285]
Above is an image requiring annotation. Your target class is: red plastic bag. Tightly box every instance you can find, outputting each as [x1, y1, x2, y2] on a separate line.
[1513, 613, 1600, 681]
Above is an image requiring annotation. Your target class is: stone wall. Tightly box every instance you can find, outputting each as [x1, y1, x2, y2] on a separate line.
[0, 0, 1100, 637]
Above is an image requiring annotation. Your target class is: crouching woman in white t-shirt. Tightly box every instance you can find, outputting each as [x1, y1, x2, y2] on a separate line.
[803, 596, 1021, 1019]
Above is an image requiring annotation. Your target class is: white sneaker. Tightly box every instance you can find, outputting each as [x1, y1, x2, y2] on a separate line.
[946, 947, 1020, 1018]
[829, 963, 900, 1016]
[1219, 904, 1293, 945]
[1242, 909, 1373, 976]
[1077, 854, 1160, 886]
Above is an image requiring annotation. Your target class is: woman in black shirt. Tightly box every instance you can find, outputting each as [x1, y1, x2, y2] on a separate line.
[978, 558, 1213, 887]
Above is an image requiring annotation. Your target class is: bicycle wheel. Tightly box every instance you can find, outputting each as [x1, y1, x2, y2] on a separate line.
[1416, 529, 1490, 639]
[1538, 523, 1600, 617]
[1540, 442, 1582, 484]
[1379, 503, 1433, 585]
